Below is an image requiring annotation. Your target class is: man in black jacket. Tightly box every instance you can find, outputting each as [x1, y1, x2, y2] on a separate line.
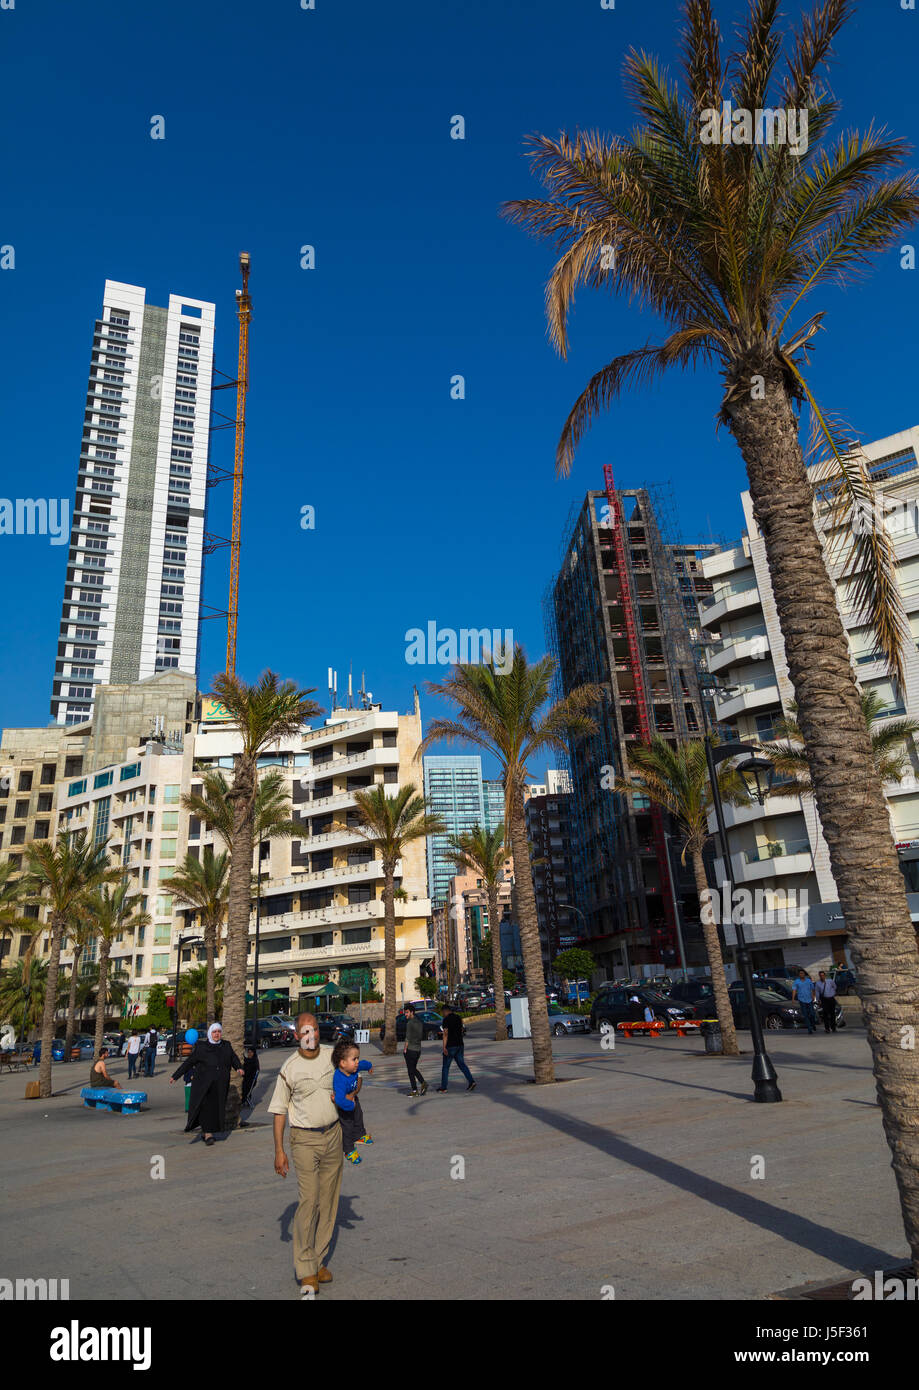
[436, 1004, 476, 1093]
[403, 1004, 427, 1096]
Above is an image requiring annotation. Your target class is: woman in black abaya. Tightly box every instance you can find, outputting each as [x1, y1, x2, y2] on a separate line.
[170, 1022, 243, 1145]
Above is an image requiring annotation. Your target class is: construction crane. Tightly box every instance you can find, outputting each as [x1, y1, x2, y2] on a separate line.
[602, 464, 679, 960]
[226, 251, 251, 676]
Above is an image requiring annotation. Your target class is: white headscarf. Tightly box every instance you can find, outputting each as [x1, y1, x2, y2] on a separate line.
[207, 1023, 223, 1044]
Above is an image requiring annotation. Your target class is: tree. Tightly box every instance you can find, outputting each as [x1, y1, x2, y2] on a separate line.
[61, 917, 95, 1063]
[145, 984, 173, 1028]
[502, 0, 919, 1260]
[443, 824, 510, 1040]
[352, 785, 445, 1056]
[74, 965, 130, 1031]
[167, 849, 229, 1023]
[0, 957, 49, 1040]
[422, 647, 602, 1083]
[627, 737, 757, 1055]
[764, 692, 919, 791]
[0, 862, 30, 960]
[22, 833, 121, 1098]
[209, 670, 322, 1127]
[414, 975, 438, 999]
[552, 948, 596, 983]
[175, 963, 224, 1025]
[83, 881, 150, 1061]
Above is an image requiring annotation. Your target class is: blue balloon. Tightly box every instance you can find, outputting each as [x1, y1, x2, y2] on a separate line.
[185, 1028, 199, 1045]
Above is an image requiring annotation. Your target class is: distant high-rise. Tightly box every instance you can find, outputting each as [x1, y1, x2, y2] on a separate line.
[51, 281, 215, 725]
[423, 755, 490, 906]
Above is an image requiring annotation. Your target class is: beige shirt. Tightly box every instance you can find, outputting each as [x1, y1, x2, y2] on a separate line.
[268, 1045, 338, 1129]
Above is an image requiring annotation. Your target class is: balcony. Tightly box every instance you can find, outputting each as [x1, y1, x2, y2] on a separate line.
[714, 676, 780, 722]
[717, 836, 813, 884]
[707, 631, 770, 674]
[699, 578, 761, 628]
[718, 793, 804, 829]
[262, 897, 432, 930]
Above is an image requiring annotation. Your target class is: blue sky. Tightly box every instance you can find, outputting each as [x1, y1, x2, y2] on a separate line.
[1, 0, 917, 779]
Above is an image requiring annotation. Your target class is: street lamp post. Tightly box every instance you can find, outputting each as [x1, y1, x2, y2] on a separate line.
[249, 831, 265, 1058]
[701, 691, 782, 1103]
[172, 932, 203, 1062]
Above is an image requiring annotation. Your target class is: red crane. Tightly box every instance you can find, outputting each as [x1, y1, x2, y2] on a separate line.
[603, 464, 678, 958]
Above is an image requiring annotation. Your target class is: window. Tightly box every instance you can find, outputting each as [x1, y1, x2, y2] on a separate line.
[14, 800, 29, 819]
[156, 895, 173, 916]
[160, 811, 179, 831]
[93, 796, 110, 844]
[159, 839, 177, 860]
[164, 785, 180, 804]
[41, 764, 56, 785]
[341, 927, 372, 944]
[120, 762, 141, 782]
[348, 884, 373, 905]
[17, 771, 32, 792]
[94, 770, 113, 788]
[34, 821, 50, 840]
[154, 924, 172, 943]
[158, 866, 174, 882]
[152, 954, 171, 976]
[10, 826, 25, 845]
[64, 758, 83, 778]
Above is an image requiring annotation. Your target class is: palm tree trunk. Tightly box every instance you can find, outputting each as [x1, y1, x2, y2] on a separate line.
[63, 945, 82, 1063]
[691, 849, 739, 1055]
[508, 797, 555, 1083]
[488, 884, 508, 1041]
[223, 760, 256, 1130]
[729, 373, 919, 1267]
[381, 864, 397, 1056]
[37, 915, 64, 1099]
[204, 920, 217, 1023]
[93, 940, 111, 1061]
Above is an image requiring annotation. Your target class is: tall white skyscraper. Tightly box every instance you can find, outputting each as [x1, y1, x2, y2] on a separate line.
[51, 281, 215, 725]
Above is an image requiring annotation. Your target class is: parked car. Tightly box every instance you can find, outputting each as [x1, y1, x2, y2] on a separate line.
[244, 1018, 297, 1049]
[590, 986, 691, 1032]
[32, 1035, 95, 1062]
[727, 982, 806, 1030]
[668, 979, 720, 1017]
[505, 1003, 591, 1039]
[165, 1028, 199, 1062]
[103, 1031, 126, 1052]
[758, 977, 846, 1028]
[316, 1013, 355, 1043]
[752, 966, 796, 981]
[379, 1009, 452, 1042]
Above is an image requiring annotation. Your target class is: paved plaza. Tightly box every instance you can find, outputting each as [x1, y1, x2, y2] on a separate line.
[0, 1015, 906, 1301]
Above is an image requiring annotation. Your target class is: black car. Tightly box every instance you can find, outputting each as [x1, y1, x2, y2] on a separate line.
[590, 986, 691, 1032]
[668, 979, 720, 1018]
[316, 1013, 355, 1043]
[379, 1009, 452, 1042]
[758, 978, 846, 1028]
[244, 1018, 297, 1049]
[727, 982, 806, 1030]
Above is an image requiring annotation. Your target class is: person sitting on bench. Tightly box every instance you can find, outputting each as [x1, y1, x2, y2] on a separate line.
[89, 1048, 120, 1091]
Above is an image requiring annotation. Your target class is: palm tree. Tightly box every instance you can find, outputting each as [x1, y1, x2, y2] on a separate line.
[176, 963, 224, 1025]
[22, 833, 121, 1098]
[351, 785, 446, 1056]
[0, 861, 31, 960]
[74, 964, 130, 1032]
[764, 692, 919, 790]
[503, 0, 919, 1259]
[209, 671, 322, 1127]
[443, 824, 510, 1040]
[627, 737, 756, 1055]
[0, 957, 49, 1041]
[182, 764, 307, 991]
[83, 881, 151, 1060]
[61, 916, 95, 1063]
[168, 849, 229, 1022]
[422, 647, 602, 1084]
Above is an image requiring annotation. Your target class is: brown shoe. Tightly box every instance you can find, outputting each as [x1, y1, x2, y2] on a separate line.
[300, 1276, 320, 1297]
[317, 1267, 333, 1284]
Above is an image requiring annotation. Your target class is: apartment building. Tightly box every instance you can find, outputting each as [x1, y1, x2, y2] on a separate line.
[697, 425, 919, 972]
[547, 489, 709, 977]
[525, 789, 578, 967]
[51, 281, 214, 725]
[423, 755, 505, 907]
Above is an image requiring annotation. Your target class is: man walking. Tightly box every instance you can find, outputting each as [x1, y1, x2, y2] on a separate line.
[403, 1003, 427, 1096]
[126, 1029, 141, 1081]
[815, 970, 838, 1033]
[270, 1012, 343, 1298]
[436, 1002, 476, 1093]
[143, 1026, 159, 1077]
[792, 969, 818, 1034]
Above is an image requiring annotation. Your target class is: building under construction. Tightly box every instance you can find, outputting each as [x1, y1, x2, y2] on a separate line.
[545, 485, 714, 977]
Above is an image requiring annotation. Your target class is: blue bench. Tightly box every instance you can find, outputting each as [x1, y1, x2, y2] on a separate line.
[80, 1087, 147, 1114]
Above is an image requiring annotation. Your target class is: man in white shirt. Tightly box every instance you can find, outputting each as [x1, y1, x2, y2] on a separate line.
[126, 1030, 142, 1081]
[815, 971, 838, 1034]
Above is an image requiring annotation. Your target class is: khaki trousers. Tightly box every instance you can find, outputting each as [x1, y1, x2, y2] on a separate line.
[289, 1123, 344, 1279]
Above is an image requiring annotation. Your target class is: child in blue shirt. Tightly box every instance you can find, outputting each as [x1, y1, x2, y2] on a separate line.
[331, 1039, 373, 1163]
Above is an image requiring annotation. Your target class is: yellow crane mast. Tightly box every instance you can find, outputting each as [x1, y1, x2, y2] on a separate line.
[226, 251, 251, 676]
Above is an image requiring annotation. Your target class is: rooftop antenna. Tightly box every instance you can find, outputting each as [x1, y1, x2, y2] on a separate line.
[328, 667, 333, 712]
[348, 665, 353, 710]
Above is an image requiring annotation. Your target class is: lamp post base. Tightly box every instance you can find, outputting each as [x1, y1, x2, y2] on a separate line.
[752, 1053, 783, 1103]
